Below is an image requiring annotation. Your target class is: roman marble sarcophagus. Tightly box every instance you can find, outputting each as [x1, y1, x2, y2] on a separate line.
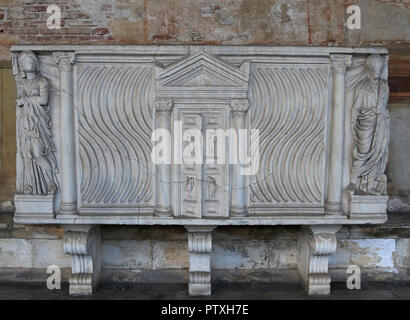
[11, 45, 390, 296]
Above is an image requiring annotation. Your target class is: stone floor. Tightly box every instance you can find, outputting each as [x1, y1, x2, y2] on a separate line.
[0, 281, 409, 300]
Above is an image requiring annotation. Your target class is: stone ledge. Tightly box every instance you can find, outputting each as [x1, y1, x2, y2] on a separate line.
[0, 268, 408, 284]
[1, 212, 409, 240]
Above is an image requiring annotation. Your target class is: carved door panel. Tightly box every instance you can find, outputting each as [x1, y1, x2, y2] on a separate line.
[202, 114, 229, 218]
[180, 114, 203, 218]
[176, 108, 229, 218]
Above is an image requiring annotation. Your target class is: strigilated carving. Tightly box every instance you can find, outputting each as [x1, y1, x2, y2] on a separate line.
[13, 51, 59, 195]
[348, 54, 390, 196]
[249, 65, 328, 212]
[77, 65, 154, 213]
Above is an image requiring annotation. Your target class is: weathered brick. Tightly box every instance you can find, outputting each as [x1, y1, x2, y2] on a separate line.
[65, 19, 99, 27]
[62, 27, 90, 35]
[93, 27, 109, 35]
[78, 35, 107, 42]
[23, 6, 48, 13]
[62, 4, 81, 12]
[12, 12, 39, 20]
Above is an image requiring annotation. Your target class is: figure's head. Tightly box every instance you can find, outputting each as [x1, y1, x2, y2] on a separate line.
[365, 54, 384, 81]
[18, 51, 39, 74]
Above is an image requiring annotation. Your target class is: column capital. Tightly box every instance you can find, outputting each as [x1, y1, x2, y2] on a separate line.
[330, 54, 352, 73]
[230, 98, 249, 114]
[53, 52, 76, 71]
[155, 99, 173, 114]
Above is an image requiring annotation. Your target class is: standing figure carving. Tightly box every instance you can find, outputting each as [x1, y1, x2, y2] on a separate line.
[349, 54, 390, 195]
[14, 51, 59, 195]
[207, 176, 216, 199]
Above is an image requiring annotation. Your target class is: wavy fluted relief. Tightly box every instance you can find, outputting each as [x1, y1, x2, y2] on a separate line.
[77, 65, 154, 206]
[249, 65, 328, 205]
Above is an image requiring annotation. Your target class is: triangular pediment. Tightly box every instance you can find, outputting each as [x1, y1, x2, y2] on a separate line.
[156, 51, 250, 89]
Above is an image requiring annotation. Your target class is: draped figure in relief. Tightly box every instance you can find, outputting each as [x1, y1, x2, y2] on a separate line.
[14, 51, 59, 195]
[348, 54, 390, 196]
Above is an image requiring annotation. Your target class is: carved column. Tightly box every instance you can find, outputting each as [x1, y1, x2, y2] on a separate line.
[63, 225, 101, 296]
[185, 225, 216, 296]
[298, 225, 341, 295]
[326, 55, 352, 216]
[53, 52, 77, 215]
[230, 99, 249, 216]
[155, 99, 173, 216]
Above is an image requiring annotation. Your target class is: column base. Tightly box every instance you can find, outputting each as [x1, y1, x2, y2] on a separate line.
[59, 201, 77, 215]
[154, 206, 173, 217]
[325, 201, 344, 215]
[230, 206, 248, 217]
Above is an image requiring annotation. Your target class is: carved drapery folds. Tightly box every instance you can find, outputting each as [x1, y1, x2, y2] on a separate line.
[349, 54, 390, 196]
[344, 54, 390, 217]
[13, 51, 59, 196]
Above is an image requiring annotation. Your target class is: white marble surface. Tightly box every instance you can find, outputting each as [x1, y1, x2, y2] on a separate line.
[10, 45, 391, 296]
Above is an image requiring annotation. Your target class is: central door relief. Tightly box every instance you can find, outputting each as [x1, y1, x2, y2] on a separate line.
[154, 52, 251, 218]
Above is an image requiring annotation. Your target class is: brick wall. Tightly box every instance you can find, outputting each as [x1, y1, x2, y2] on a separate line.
[0, 0, 409, 61]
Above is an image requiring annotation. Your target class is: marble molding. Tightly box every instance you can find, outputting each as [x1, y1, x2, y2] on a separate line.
[11, 45, 390, 296]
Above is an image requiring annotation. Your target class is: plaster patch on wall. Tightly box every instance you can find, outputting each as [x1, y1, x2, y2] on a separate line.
[32, 239, 70, 268]
[102, 240, 152, 269]
[0, 238, 32, 268]
[393, 239, 410, 268]
[75, 0, 145, 23]
[388, 198, 410, 213]
[212, 240, 297, 270]
[152, 240, 189, 270]
[330, 239, 396, 269]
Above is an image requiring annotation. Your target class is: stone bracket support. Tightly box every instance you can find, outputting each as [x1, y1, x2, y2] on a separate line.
[185, 225, 216, 296]
[63, 225, 101, 296]
[297, 225, 341, 295]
